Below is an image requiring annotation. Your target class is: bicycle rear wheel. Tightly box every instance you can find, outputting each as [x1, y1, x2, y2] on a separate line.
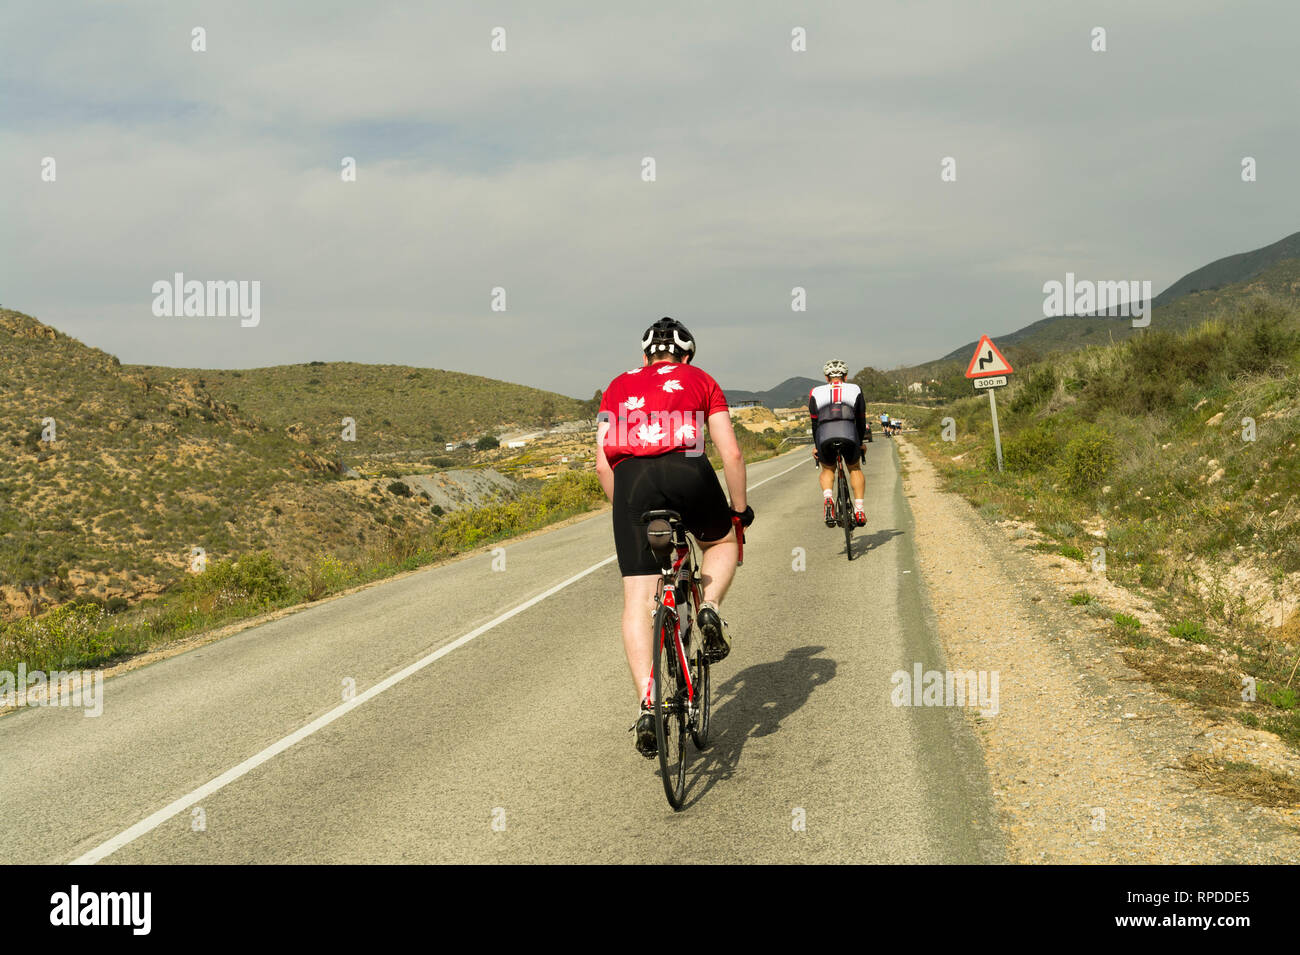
[652, 604, 689, 809]
[838, 464, 854, 560]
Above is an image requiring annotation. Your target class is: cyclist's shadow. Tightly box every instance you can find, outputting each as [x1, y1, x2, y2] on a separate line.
[847, 527, 903, 559]
[680, 645, 836, 808]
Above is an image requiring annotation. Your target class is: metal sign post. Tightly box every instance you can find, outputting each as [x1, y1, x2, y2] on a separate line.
[988, 387, 1004, 472]
[964, 334, 1014, 474]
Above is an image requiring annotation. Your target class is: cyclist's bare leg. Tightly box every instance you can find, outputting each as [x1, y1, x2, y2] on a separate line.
[818, 462, 836, 492]
[622, 574, 659, 700]
[848, 461, 866, 499]
[698, 527, 738, 607]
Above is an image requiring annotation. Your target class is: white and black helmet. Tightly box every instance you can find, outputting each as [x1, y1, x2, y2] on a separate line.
[823, 359, 848, 379]
[642, 317, 696, 360]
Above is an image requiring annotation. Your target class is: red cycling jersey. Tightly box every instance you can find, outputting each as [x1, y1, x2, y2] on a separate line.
[598, 360, 729, 468]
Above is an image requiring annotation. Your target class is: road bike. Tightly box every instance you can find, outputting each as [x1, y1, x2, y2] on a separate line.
[832, 449, 857, 561]
[813, 443, 862, 561]
[642, 508, 745, 810]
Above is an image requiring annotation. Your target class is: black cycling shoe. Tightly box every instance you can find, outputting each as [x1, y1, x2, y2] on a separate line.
[631, 706, 657, 758]
[824, 499, 836, 527]
[697, 604, 731, 663]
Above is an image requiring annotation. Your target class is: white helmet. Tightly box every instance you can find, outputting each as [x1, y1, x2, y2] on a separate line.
[823, 359, 848, 379]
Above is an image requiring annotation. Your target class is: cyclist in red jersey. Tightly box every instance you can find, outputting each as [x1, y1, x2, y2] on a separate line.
[595, 318, 753, 758]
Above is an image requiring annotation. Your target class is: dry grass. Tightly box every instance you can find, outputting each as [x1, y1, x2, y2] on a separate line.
[1181, 752, 1300, 808]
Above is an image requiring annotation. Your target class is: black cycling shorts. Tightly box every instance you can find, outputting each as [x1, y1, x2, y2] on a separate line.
[611, 451, 732, 576]
[818, 437, 861, 466]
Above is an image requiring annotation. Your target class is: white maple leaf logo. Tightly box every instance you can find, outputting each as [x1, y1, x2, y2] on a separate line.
[675, 423, 696, 442]
[661, 380, 683, 393]
[637, 423, 666, 443]
[656, 365, 675, 375]
[628, 367, 642, 374]
[625, 396, 645, 410]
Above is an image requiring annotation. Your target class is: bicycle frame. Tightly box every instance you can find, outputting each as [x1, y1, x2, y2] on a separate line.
[654, 529, 702, 706]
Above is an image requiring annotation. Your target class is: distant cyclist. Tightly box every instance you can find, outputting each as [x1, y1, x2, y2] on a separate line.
[809, 360, 867, 528]
[595, 317, 754, 758]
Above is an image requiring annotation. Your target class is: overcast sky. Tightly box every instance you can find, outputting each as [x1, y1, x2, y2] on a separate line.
[3, 1, 1298, 396]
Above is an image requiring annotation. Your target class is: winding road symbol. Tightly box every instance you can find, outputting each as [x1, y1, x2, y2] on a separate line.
[964, 335, 1014, 379]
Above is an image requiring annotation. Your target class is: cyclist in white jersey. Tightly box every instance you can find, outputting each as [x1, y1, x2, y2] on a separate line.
[809, 360, 867, 527]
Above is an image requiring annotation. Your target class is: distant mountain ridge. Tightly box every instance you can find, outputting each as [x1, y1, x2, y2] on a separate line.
[725, 376, 821, 408]
[921, 230, 1300, 374]
[1151, 230, 1300, 308]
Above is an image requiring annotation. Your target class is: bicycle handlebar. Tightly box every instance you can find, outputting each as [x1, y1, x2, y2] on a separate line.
[732, 514, 745, 566]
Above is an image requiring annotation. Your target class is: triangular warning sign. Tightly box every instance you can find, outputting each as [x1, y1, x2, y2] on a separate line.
[964, 335, 1014, 378]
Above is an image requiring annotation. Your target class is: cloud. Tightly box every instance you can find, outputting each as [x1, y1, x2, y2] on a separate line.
[3, 0, 1299, 392]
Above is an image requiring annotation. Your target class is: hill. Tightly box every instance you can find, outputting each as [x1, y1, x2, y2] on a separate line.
[1152, 230, 1300, 308]
[133, 362, 590, 452]
[908, 293, 1300, 749]
[725, 376, 821, 408]
[0, 309, 594, 623]
[880, 237, 1300, 401]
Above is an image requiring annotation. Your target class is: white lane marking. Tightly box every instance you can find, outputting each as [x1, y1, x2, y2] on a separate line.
[70, 452, 805, 865]
[750, 455, 807, 489]
[71, 556, 616, 865]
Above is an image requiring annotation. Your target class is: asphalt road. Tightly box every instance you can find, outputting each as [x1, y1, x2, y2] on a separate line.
[2, 441, 1004, 864]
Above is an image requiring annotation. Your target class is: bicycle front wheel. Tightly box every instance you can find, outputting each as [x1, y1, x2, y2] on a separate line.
[652, 604, 689, 809]
[690, 650, 711, 750]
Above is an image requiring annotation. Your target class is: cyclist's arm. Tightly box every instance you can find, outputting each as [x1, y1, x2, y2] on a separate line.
[595, 418, 614, 502]
[808, 394, 820, 460]
[855, 392, 867, 446]
[707, 410, 747, 512]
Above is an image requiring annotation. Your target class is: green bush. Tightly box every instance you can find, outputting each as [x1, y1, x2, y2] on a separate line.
[184, 551, 291, 608]
[299, 553, 355, 601]
[1009, 366, 1057, 414]
[476, 435, 500, 450]
[1168, 620, 1208, 643]
[1259, 683, 1298, 711]
[1230, 302, 1300, 373]
[387, 480, 412, 497]
[999, 425, 1061, 474]
[0, 603, 135, 671]
[429, 472, 604, 552]
[1113, 612, 1141, 632]
[1061, 425, 1115, 492]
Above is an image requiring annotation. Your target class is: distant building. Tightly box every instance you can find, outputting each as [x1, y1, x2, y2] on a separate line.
[731, 400, 764, 409]
[507, 440, 527, 449]
[445, 443, 456, 452]
[907, 381, 924, 394]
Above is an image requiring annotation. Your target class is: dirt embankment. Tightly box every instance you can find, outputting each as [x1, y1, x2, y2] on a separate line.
[898, 437, 1300, 863]
[398, 469, 518, 511]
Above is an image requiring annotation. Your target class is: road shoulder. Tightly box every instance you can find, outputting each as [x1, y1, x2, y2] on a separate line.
[898, 438, 1300, 862]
